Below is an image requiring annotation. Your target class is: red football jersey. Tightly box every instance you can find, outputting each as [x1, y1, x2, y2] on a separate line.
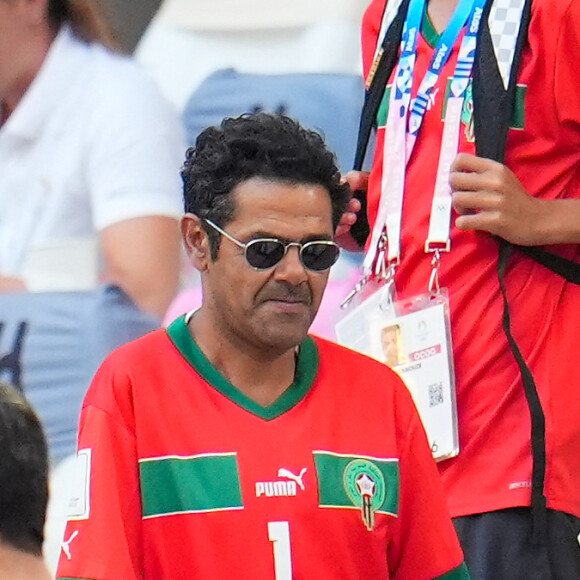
[56, 317, 468, 580]
[362, 0, 580, 519]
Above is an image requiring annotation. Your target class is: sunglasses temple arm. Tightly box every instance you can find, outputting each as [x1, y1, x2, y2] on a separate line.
[205, 219, 246, 249]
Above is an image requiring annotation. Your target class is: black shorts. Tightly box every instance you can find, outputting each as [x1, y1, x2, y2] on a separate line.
[453, 507, 580, 580]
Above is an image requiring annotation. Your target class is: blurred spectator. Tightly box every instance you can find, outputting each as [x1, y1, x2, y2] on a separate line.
[100, 0, 161, 53]
[136, 0, 368, 112]
[0, 382, 51, 580]
[0, 0, 184, 318]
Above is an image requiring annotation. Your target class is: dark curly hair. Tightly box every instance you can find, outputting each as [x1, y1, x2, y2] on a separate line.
[181, 113, 350, 258]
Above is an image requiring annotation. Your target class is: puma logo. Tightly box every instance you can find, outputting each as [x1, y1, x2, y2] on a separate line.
[277, 468, 307, 491]
[61, 531, 78, 560]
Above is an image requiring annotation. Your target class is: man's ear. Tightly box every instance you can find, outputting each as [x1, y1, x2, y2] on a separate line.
[181, 214, 211, 271]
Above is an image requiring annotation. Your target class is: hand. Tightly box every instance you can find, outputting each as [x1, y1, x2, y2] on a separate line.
[335, 197, 362, 238]
[335, 171, 368, 251]
[449, 153, 546, 246]
[0, 276, 26, 293]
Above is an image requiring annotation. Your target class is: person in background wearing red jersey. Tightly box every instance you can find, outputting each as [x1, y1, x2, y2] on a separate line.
[338, 0, 580, 578]
[56, 113, 470, 580]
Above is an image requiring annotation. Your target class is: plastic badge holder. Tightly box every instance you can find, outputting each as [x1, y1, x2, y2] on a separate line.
[335, 281, 459, 461]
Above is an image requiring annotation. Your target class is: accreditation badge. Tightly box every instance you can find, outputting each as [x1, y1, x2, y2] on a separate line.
[335, 284, 459, 461]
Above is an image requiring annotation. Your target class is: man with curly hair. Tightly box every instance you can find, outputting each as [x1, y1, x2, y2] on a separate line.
[57, 113, 469, 580]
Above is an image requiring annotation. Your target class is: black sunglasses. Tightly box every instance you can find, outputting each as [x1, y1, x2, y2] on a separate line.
[204, 219, 340, 272]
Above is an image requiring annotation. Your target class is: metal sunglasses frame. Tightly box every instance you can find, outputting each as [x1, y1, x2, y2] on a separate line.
[203, 218, 340, 272]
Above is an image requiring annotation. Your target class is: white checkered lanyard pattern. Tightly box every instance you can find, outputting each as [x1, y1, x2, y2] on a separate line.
[489, 0, 527, 89]
[364, 0, 487, 282]
[369, 0, 405, 79]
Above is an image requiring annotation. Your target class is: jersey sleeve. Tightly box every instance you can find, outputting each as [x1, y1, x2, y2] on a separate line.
[56, 365, 143, 580]
[387, 384, 470, 580]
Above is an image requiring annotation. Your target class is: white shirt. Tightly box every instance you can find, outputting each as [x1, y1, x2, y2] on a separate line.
[0, 27, 184, 290]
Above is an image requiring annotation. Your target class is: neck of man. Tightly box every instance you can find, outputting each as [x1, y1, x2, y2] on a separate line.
[188, 310, 299, 407]
[0, 542, 52, 580]
[427, 0, 461, 34]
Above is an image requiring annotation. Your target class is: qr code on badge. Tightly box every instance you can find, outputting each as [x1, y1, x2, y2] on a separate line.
[428, 382, 444, 407]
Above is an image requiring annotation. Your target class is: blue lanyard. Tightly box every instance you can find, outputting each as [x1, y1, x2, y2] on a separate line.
[411, 0, 487, 137]
[448, 0, 486, 97]
[394, 0, 484, 137]
[393, 0, 428, 103]
[365, 0, 488, 273]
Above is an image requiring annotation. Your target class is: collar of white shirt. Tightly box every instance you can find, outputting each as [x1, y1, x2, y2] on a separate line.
[2, 26, 89, 141]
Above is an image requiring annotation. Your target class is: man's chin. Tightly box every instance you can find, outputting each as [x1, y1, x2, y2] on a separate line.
[259, 319, 313, 353]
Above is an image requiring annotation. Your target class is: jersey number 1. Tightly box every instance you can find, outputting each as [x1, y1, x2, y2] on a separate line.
[268, 521, 292, 579]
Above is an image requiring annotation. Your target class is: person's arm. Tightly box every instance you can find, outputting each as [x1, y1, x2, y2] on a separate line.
[450, 153, 580, 246]
[101, 215, 181, 318]
[56, 364, 143, 580]
[87, 59, 185, 319]
[387, 382, 470, 580]
[0, 276, 26, 293]
[450, 2, 580, 247]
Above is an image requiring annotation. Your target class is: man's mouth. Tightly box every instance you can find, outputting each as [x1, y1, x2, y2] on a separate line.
[267, 296, 307, 304]
[258, 283, 312, 308]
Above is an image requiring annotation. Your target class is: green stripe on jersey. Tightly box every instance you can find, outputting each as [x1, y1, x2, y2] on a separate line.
[435, 562, 472, 580]
[377, 85, 392, 129]
[313, 451, 399, 515]
[511, 85, 527, 130]
[140, 453, 243, 518]
[377, 81, 525, 135]
[443, 79, 526, 131]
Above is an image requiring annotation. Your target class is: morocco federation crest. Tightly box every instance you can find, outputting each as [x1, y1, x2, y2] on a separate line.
[343, 459, 386, 531]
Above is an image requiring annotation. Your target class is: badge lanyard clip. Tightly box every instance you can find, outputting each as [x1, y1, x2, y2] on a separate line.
[374, 232, 398, 279]
[340, 276, 370, 310]
[341, 233, 396, 309]
[428, 248, 442, 293]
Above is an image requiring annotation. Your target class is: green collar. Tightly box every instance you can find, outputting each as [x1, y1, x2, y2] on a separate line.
[166, 316, 319, 421]
[422, 5, 442, 48]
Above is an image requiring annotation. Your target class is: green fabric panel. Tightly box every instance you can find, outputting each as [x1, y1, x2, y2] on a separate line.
[140, 454, 243, 517]
[442, 79, 526, 130]
[313, 452, 399, 515]
[377, 85, 392, 128]
[433, 562, 472, 580]
[511, 84, 526, 130]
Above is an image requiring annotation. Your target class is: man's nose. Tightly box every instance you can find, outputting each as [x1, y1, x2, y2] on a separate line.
[272, 245, 308, 285]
